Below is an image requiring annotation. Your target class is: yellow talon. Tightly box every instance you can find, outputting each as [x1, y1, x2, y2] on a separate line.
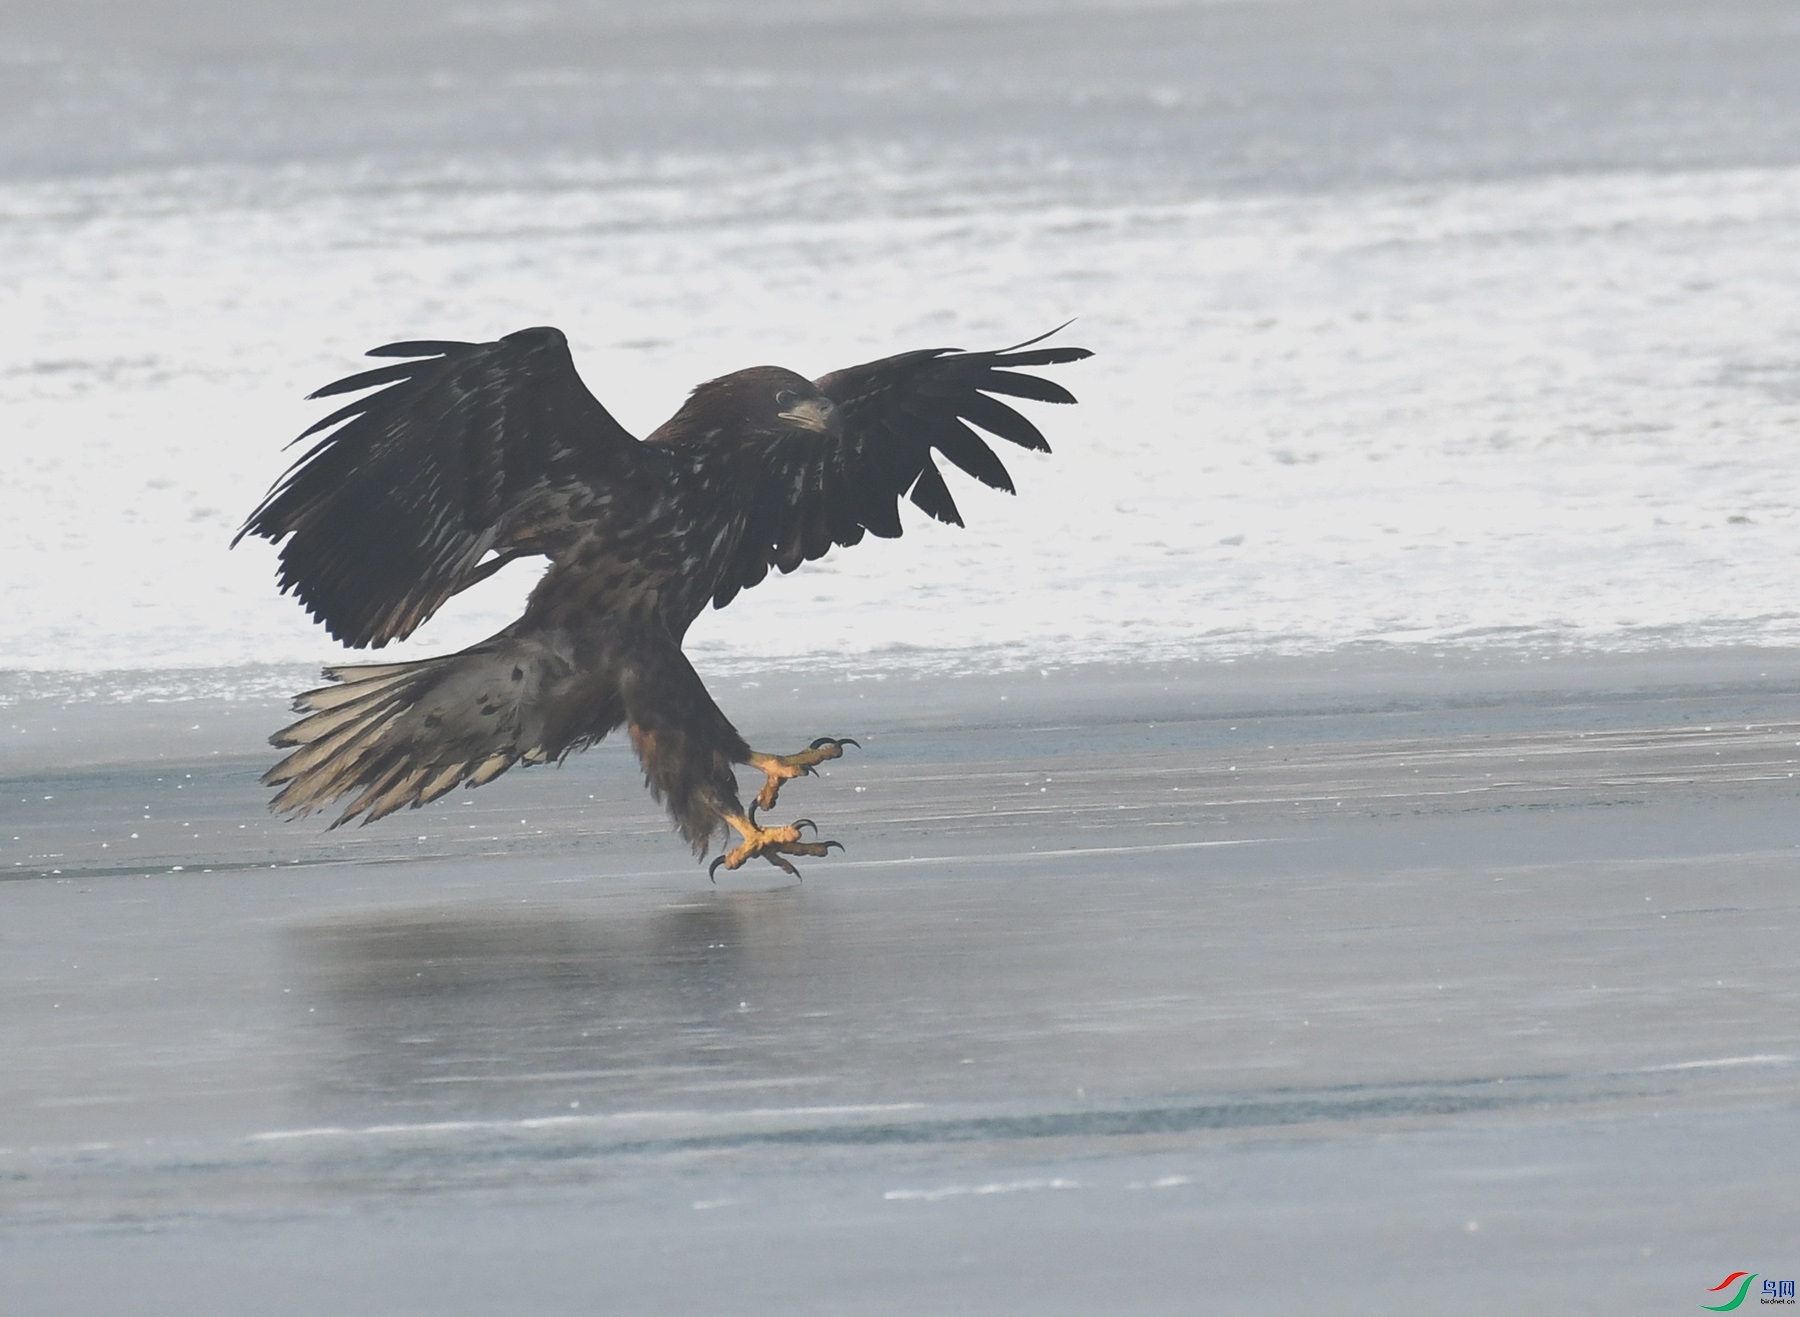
[746, 736, 858, 816]
[710, 812, 844, 881]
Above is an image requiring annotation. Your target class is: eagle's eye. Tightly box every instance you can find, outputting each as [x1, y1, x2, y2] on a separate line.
[775, 389, 799, 409]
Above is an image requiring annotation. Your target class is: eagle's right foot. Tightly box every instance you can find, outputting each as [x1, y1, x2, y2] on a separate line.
[747, 737, 858, 815]
[710, 814, 843, 881]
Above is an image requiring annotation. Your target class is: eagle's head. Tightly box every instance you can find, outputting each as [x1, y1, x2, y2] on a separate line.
[675, 366, 842, 440]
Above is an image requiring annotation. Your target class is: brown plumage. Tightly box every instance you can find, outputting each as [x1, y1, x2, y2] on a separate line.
[236, 325, 1090, 872]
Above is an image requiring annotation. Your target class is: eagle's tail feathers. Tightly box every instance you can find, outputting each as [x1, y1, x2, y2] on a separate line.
[340, 765, 437, 828]
[285, 673, 412, 715]
[415, 761, 470, 807]
[266, 716, 398, 799]
[263, 645, 562, 827]
[469, 752, 518, 786]
[270, 687, 411, 753]
[319, 661, 426, 684]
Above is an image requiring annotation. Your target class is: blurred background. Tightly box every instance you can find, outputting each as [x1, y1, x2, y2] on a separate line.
[4, 0, 1800, 689]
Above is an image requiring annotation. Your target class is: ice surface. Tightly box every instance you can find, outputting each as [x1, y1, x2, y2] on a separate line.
[4, 662, 1799, 1312]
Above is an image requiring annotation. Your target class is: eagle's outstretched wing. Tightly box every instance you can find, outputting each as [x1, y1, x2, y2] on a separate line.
[705, 331, 1093, 609]
[235, 326, 646, 648]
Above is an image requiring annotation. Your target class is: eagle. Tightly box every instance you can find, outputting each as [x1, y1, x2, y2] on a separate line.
[236, 325, 1090, 876]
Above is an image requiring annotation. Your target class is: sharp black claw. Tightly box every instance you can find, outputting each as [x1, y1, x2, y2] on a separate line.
[809, 736, 836, 750]
[822, 840, 844, 853]
[840, 738, 860, 750]
[747, 799, 761, 826]
[792, 818, 817, 834]
[709, 855, 727, 882]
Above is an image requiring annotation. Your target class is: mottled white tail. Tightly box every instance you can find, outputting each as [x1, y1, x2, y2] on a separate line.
[264, 642, 570, 826]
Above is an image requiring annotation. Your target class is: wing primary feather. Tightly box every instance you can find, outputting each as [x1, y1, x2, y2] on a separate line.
[907, 460, 963, 526]
[956, 393, 1049, 453]
[990, 346, 1093, 368]
[291, 394, 390, 442]
[363, 340, 471, 358]
[921, 415, 1015, 491]
[306, 360, 435, 400]
[977, 369, 1079, 405]
[994, 320, 1078, 353]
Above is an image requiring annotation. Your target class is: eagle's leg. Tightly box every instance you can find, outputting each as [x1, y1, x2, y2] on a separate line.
[710, 812, 843, 881]
[608, 622, 847, 877]
[746, 737, 858, 816]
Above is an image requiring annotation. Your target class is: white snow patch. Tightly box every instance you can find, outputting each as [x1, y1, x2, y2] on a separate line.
[8, 157, 1800, 689]
[884, 1177, 1081, 1201]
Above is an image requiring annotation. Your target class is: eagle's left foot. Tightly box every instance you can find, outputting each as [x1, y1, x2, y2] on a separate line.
[747, 737, 858, 815]
[710, 814, 843, 881]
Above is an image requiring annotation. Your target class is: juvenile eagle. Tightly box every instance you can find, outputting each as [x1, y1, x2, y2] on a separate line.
[237, 326, 1090, 876]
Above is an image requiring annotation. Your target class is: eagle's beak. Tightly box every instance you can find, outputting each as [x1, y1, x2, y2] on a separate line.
[779, 397, 841, 436]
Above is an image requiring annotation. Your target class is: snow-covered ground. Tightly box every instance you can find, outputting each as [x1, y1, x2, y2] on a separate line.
[5, 0, 1800, 697]
[6, 156, 1800, 688]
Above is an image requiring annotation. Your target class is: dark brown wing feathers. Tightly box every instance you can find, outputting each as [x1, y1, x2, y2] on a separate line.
[705, 335, 1091, 609]
[235, 326, 644, 649]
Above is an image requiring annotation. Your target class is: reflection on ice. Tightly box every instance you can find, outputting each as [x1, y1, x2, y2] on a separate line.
[291, 893, 822, 1122]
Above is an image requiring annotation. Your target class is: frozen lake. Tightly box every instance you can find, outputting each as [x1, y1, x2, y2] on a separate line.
[4, 651, 1800, 1312]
